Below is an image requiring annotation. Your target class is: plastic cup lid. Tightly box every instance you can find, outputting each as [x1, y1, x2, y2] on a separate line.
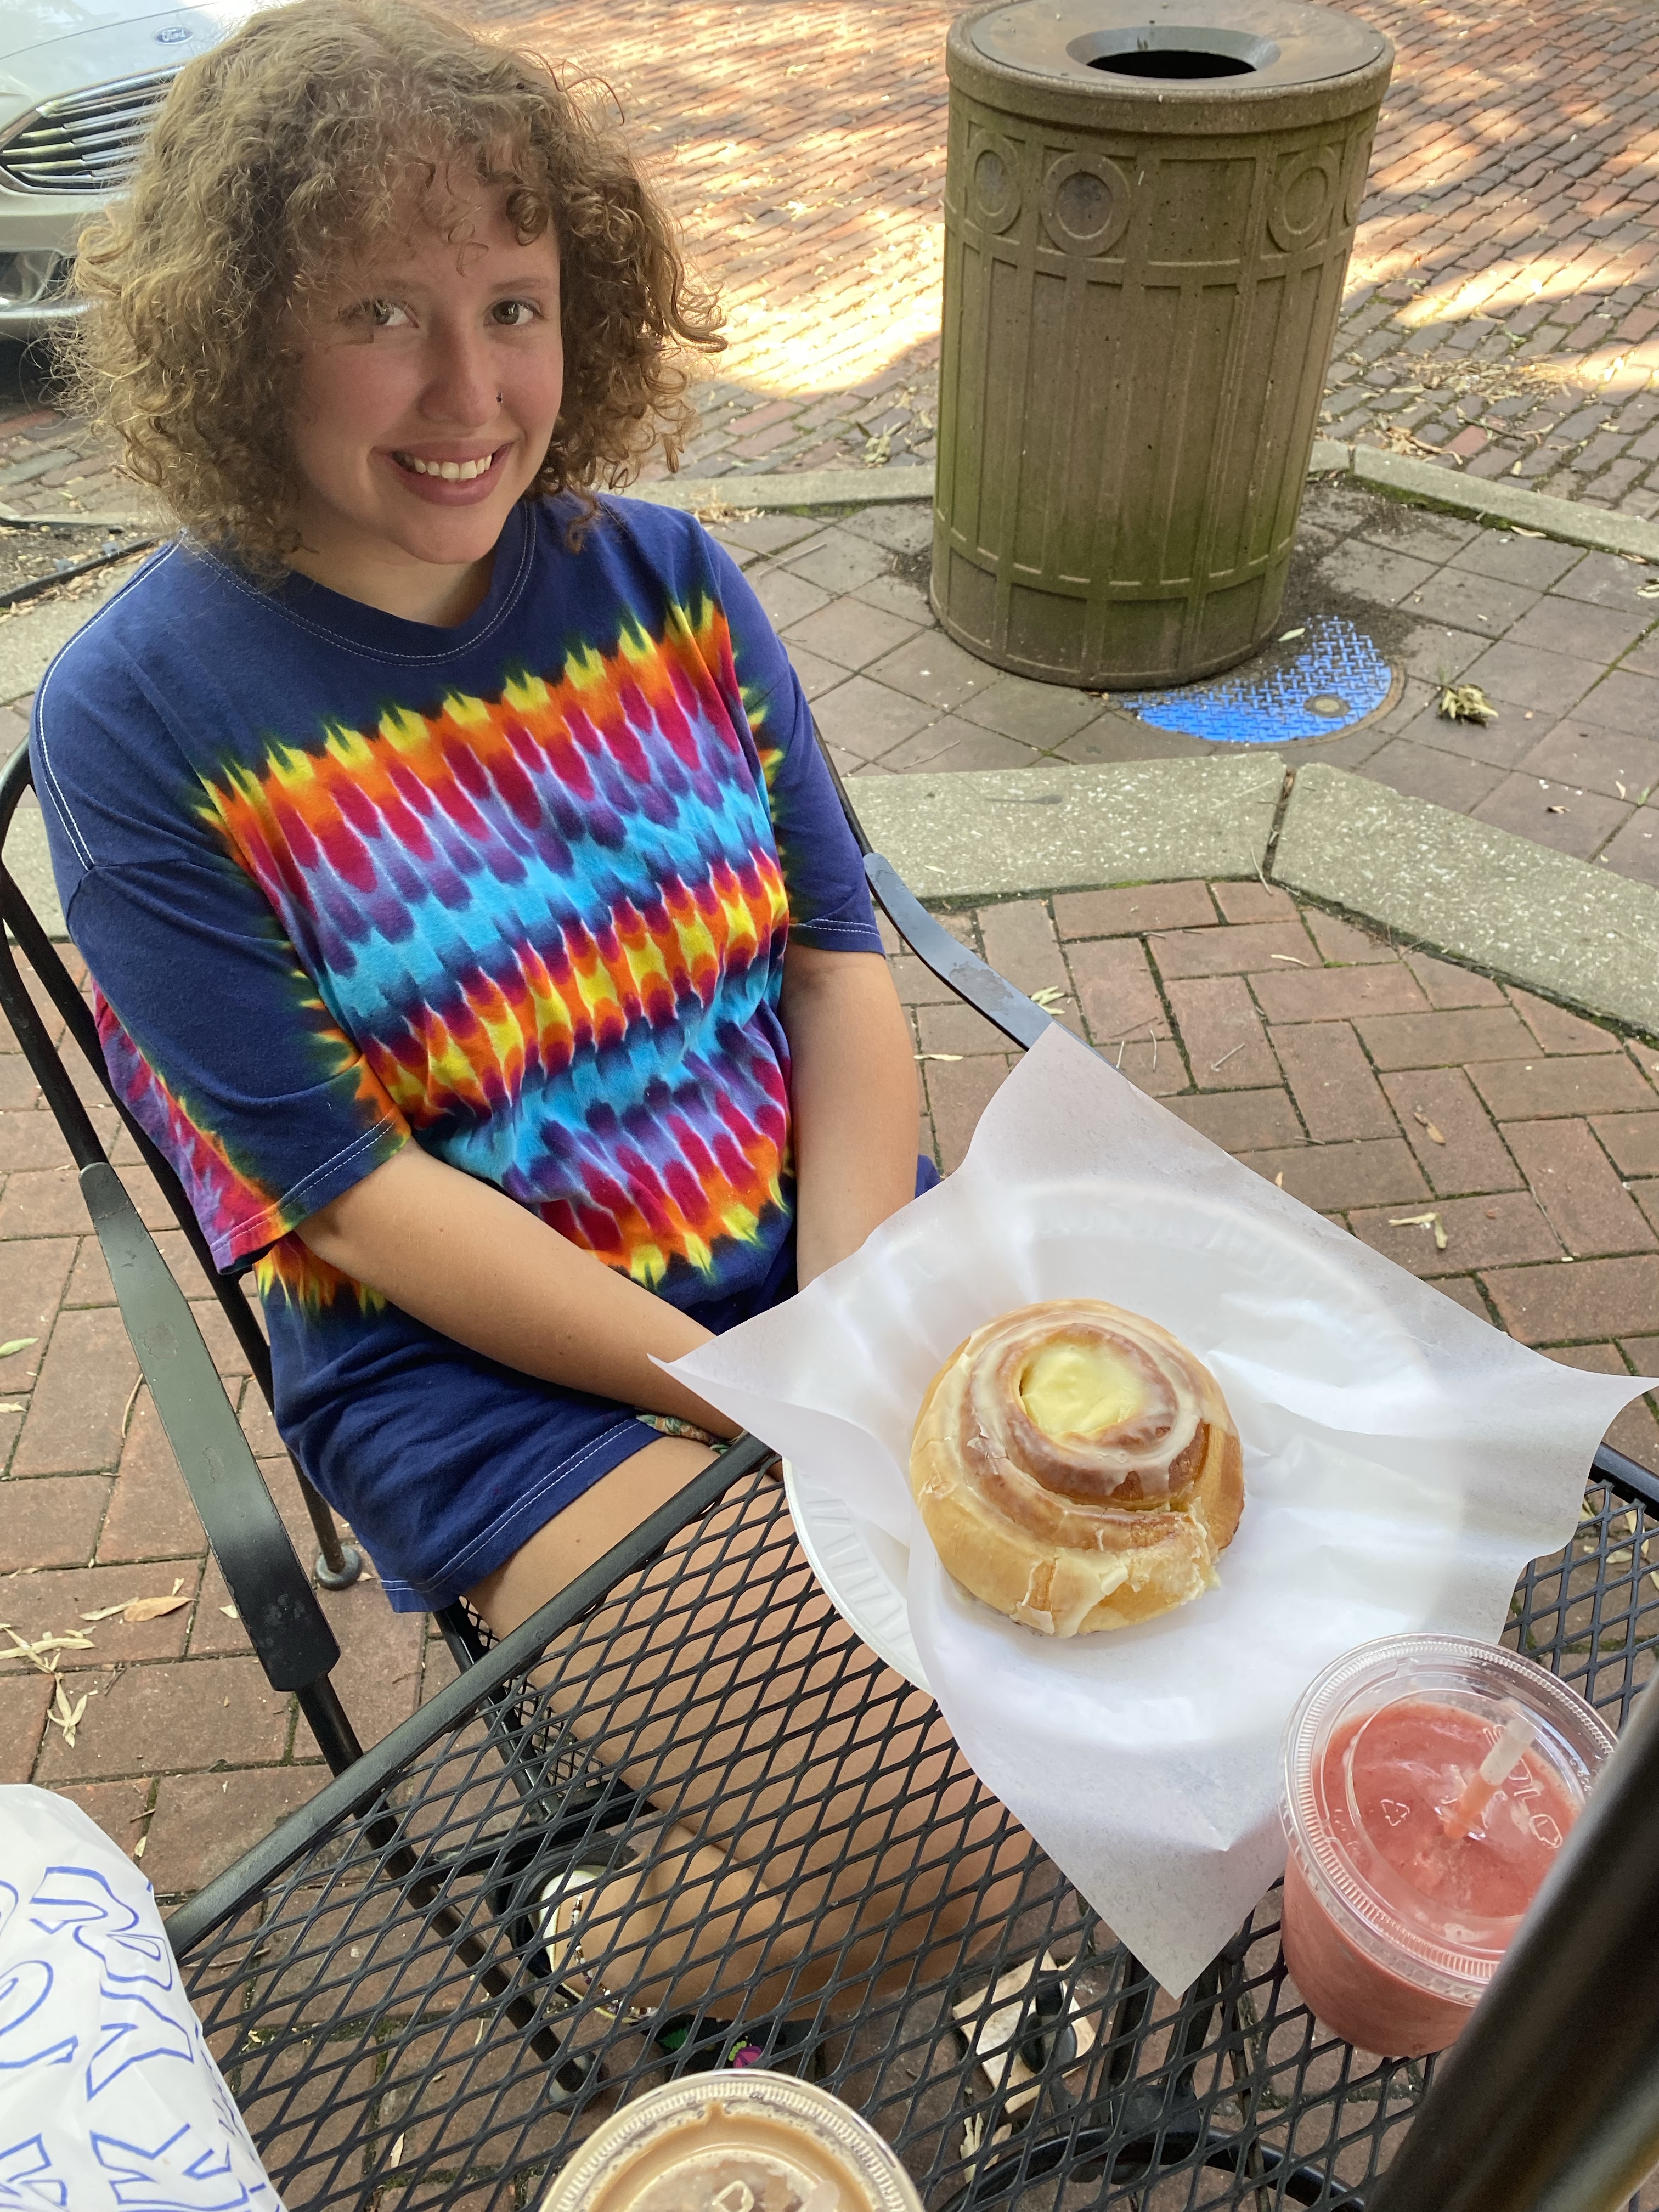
[537, 2070, 924, 2212]
[1280, 1633, 1616, 1999]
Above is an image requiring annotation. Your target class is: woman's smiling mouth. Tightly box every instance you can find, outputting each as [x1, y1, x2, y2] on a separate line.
[393, 446, 506, 481]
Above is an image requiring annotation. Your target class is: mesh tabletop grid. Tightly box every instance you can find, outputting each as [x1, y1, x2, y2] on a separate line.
[172, 1462, 1659, 2211]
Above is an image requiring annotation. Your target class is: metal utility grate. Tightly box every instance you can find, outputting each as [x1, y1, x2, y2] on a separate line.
[0, 71, 177, 195]
[172, 1465, 1659, 2211]
[1121, 616, 1395, 746]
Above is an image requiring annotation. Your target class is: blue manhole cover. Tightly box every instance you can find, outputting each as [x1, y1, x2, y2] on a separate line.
[1119, 615, 1394, 744]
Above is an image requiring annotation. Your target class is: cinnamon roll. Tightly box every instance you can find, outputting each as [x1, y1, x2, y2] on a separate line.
[909, 1300, 1244, 1637]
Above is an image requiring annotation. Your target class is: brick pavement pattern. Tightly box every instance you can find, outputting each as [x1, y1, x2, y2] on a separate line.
[5, 0, 1659, 511]
[8, 890, 1659, 1904]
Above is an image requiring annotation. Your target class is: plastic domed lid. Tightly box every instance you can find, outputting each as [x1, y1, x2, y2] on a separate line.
[537, 2070, 924, 2212]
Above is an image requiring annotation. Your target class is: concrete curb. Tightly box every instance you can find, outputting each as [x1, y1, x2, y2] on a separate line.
[1272, 765, 1659, 1036]
[1334, 442, 1659, 565]
[852, 754, 1659, 1039]
[633, 466, 935, 514]
[635, 441, 1659, 563]
[848, 756, 1285, 900]
[31, 445, 1656, 563]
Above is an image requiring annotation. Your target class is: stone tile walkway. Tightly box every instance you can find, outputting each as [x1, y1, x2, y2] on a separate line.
[5, 0, 1658, 511]
[7, 880, 1659, 1903]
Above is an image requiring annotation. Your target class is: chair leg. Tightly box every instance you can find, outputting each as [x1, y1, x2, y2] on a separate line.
[296, 1675, 366, 1777]
[293, 1461, 363, 1589]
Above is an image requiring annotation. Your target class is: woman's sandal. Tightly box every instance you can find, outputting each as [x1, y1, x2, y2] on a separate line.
[537, 1859, 820, 2073]
[537, 1858, 656, 2025]
[951, 1950, 1095, 2119]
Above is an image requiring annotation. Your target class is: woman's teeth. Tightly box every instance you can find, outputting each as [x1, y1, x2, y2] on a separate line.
[399, 453, 494, 480]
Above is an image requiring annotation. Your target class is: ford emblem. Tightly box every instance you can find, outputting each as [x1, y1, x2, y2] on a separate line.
[155, 23, 193, 40]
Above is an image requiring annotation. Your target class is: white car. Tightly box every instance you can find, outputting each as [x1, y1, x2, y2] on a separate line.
[0, 0, 264, 340]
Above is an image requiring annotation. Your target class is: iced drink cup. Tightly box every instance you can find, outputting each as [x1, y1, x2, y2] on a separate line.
[538, 2069, 924, 2212]
[1279, 1633, 1615, 2057]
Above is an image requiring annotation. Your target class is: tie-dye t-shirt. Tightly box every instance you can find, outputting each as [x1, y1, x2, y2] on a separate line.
[31, 494, 885, 1609]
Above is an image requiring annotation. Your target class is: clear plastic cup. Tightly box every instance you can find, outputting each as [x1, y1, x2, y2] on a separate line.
[538, 2068, 925, 2212]
[1279, 1633, 1616, 2058]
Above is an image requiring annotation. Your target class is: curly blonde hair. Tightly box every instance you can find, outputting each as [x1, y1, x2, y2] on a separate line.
[65, 0, 723, 565]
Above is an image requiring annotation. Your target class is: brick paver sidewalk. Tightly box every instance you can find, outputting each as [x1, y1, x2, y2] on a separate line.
[7, 879, 1659, 1899]
[5, 0, 1659, 511]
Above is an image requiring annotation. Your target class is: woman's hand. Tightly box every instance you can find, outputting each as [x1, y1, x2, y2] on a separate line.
[780, 943, 921, 1288]
[296, 1145, 741, 1436]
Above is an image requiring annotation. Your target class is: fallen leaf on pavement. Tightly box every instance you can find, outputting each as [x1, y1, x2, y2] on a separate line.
[48, 1681, 87, 1748]
[81, 1602, 132, 1622]
[0, 1340, 37, 1359]
[220, 1605, 239, 1619]
[1390, 1210, 1449, 1251]
[1029, 987, 1064, 1007]
[124, 1594, 190, 1622]
[5, 1630, 94, 1672]
[1438, 684, 1498, 725]
[0, 1404, 22, 1414]
[1410, 1109, 1447, 1144]
[1279, 626, 1306, 641]
[1637, 580, 1659, 599]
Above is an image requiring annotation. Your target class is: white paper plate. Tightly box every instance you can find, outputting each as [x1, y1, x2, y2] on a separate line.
[782, 1461, 930, 1695]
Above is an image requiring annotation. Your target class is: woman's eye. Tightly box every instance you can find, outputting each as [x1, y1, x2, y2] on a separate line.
[490, 298, 535, 326]
[366, 298, 410, 329]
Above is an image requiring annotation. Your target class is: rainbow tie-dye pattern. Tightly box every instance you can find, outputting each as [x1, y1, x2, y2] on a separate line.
[35, 495, 881, 1608]
[192, 589, 795, 1305]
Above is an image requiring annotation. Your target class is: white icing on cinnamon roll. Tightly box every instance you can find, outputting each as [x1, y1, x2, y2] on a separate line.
[909, 1300, 1244, 1637]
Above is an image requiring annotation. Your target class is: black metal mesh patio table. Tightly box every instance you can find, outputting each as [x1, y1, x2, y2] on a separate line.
[167, 1444, 1659, 2212]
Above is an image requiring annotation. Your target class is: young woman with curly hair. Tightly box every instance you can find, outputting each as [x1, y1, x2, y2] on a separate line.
[35, 0, 1018, 2046]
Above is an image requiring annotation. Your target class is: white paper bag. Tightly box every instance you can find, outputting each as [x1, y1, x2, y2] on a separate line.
[668, 1027, 1651, 1993]
[0, 1786, 281, 2209]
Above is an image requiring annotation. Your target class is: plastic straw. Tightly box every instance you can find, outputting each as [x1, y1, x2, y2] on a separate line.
[1442, 1707, 1537, 1840]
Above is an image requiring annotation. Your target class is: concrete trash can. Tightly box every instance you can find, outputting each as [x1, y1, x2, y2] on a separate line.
[933, 0, 1392, 689]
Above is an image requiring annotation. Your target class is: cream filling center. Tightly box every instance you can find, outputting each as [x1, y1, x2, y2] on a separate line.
[1019, 1339, 1147, 1438]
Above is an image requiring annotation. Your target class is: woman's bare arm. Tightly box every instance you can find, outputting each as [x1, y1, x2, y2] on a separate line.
[297, 943, 918, 1413]
[781, 942, 921, 1287]
[296, 1144, 739, 1434]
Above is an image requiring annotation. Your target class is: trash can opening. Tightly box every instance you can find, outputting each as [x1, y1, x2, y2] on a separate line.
[1066, 27, 1280, 78]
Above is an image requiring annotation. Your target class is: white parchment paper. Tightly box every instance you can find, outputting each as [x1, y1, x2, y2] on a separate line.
[667, 1026, 1652, 1993]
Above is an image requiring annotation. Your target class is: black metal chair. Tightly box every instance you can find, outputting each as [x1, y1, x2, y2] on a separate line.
[8, 731, 1659, 2209]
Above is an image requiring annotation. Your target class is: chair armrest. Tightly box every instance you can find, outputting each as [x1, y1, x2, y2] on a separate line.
[80, 1161, 341, 1694]
[865, 853, 1055, 1050]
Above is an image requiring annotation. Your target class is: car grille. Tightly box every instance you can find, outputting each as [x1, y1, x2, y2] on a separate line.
[0, 70, 178, 196]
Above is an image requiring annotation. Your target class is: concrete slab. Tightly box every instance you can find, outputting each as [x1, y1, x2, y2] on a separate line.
[1348, 445, 1659, 566]
[1272, 763, 1659, 1036]
[3, 787, 65, 938]
[635, 466, 933, 514]
[0, 569, 127, 707]
[847, 755, 1285, 901]
[641, 441, 1348, 521]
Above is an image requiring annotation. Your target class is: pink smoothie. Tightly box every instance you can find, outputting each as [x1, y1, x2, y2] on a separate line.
[1282, 1697, 1578, 2057]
